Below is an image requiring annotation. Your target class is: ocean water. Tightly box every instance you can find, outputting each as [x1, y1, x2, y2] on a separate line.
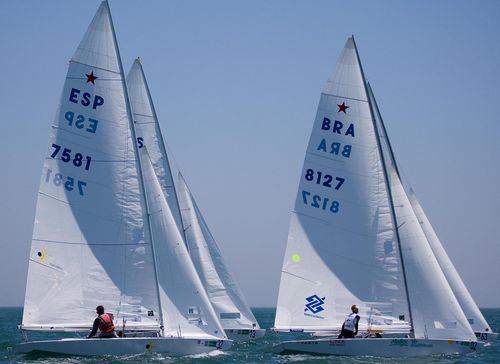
[1, 307, 498, 363]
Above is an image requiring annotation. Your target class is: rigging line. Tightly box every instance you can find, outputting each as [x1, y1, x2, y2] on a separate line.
[281, 270, 318, 284]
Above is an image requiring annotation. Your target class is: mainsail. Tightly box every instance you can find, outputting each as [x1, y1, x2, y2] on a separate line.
[368, 82, 477, 340]
[408, 190, 493, 336]
[177, 173, 261, 331]
[274, 36, 410, 333]
[127, 59, 260, 334]
[370, 81, 494, 338]
[140, 149, 226, 339]
[126, 59, 183, 234]
[22, 1, 160, 331]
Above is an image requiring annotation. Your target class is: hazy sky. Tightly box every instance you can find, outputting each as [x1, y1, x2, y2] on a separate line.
[1, 1, 499, 308]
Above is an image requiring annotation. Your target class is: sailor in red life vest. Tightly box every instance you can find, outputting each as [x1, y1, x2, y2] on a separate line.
[338, 304, 360, 339]
[87, 305, 118, 338]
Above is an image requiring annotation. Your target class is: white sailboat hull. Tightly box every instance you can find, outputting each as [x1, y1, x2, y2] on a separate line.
[17, 337, 232, 356]
[225, 328, 266, 341]
[273, 337, 478, 357]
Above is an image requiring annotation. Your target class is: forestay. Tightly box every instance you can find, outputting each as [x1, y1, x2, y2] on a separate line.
[22, 1, 160, 331]
[368, 83, 476, 341]
[274, 36, 411, 334]
[139, 149, 226, 339]
[177, 173, 260, 331]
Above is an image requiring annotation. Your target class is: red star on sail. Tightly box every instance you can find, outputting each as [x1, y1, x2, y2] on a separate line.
[86, 71, 98, 84]
[337, 101, 349, 113]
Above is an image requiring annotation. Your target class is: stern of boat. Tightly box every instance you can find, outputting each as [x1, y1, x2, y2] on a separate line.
[225, 328, 266, 342]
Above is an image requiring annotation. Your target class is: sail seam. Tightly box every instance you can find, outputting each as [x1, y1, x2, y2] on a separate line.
[320, 92, 368, 103]
[293, 211, 393, 238]
[69, 60, 121, 75]
[32, 238, 151, 246]
[133, 112, 154, 118]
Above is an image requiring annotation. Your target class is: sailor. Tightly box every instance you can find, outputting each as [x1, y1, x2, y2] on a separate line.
[87, 305, 118, 338]
[338, 304, 360, 339]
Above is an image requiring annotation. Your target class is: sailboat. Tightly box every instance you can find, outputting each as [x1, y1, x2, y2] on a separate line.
[17, 1, 231, 356]
[272, 35, 480, 356]
[367, 81, 497, 343]
[127, 58, 265, 341]
[176, 173, 266, 341]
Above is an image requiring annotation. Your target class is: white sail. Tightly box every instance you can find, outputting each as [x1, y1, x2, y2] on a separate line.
[408, 189, 493, 336]
[368, 83, 476, 340]
[139, 149, 226, 339]
[127, 60, 260, 336]
[388, 170, 475, 340]
[177, 173, 260, 331]
[274, 36, 411, 334]
[22, 1, 161, 331]
[126, 59, 183, 233]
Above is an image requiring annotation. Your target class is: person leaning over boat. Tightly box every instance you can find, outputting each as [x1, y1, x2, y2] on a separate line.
[87, 305, 118, 338]
[338, 304, 360, 339]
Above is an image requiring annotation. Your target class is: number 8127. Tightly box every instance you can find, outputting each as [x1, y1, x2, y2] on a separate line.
[302, 190, 339, 213]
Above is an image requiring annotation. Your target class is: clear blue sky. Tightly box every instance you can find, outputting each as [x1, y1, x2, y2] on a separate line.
[1, 0, 499, 308]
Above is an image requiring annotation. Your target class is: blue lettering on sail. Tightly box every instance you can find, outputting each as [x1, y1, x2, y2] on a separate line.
[321, 117, 331, 130]
[317, 139, 352, 158]
[320, 117, 355, 137]
[137, 137, 144, 149]
[304, 168, 345, 190]
[68, 88, 104, 109]
[45, 168, 87, 196]
[302, 190, 340, 213]
[65, 111, 99, 134]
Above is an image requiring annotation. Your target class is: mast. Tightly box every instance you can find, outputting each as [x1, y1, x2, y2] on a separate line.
[351, 36, 415, 335]
[106, 1, 165, 335]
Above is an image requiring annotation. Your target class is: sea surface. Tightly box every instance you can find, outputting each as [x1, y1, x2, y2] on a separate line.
[1, 307, 499, 363]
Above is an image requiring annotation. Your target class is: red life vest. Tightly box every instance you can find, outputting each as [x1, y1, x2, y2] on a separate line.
[98, 313, 115, 333]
